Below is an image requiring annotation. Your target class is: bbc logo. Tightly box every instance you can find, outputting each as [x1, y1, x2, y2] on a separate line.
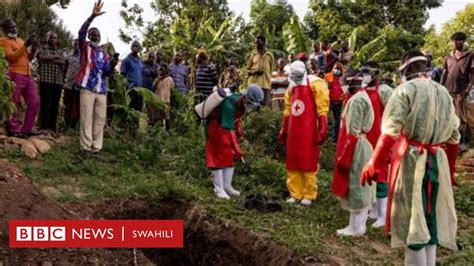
[16, 226, 66, 241]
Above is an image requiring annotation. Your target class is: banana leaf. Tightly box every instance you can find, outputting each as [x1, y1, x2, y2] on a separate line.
[133, 87, 168, 110]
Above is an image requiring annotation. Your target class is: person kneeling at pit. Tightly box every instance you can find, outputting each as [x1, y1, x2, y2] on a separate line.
[278, 61, 329, 206]
[205, 85, 264, 199]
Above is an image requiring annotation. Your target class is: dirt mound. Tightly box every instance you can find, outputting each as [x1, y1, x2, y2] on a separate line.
[0, 159, 150, 265]
[0, 159, 309, 265]
[71, 197, 305, 266]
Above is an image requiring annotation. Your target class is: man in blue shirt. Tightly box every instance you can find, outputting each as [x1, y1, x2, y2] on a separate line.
[169, 51, 189, 95]
[120, 40, 144, 110]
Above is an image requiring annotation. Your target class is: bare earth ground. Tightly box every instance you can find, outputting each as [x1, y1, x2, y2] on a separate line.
[0, 137, 472, 265]
[0, 160, 308, 265]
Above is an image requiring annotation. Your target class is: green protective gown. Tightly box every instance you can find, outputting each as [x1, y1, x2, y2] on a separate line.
[341, 90, 376, 211]
[382, 78, 460, 250]
[379, 83, 394, 107]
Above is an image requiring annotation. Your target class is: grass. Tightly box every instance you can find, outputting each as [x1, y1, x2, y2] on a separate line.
[2, 110, 473, 264]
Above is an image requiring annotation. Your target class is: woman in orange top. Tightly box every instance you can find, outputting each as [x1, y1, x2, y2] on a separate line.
[324, 62, 345, 143]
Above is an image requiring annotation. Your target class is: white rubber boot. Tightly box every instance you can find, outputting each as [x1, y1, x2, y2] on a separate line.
[354, 210, 368, 235]
[300, 199, 312, 206]
[368, 200, 379, 220]
[372, 197, 388, 228]
[212, 170, 230, 199]
[337, 211, 366, 236]
[404, 247, 427, 266]
[222, 167, 240, 196]
[426, 245, 437, 266]
[286, 197, 298, 203]
[336, 212, 355, 236]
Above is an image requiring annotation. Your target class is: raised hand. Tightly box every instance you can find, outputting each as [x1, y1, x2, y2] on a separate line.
[92, 0, 105, 17]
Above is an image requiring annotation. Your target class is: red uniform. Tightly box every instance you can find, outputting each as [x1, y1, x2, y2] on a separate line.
[286, 81, 320, 171]
[206, 94, 245, 168]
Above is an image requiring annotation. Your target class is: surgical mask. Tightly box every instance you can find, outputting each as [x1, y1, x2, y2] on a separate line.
[7, 33, 17, 38]
[90, 41, 100, 48]
[361, 74, 372, 88]
[333, 69, 341, 76]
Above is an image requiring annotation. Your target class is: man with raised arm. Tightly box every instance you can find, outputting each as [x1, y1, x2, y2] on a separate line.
[76, 0, 117, 153]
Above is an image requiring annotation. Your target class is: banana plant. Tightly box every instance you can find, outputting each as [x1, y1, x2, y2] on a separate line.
[0, 49, 15, 125]
[282, 15, 308, 55]
[109, 75, 167, 137]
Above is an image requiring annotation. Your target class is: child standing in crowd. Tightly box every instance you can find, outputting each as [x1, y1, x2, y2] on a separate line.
[278, 61, 329, 206]
[151, 64, 174, 129]
[219, 58, 242, 89]
[325, 62, 345, 143]
[332, 69, 375, 236]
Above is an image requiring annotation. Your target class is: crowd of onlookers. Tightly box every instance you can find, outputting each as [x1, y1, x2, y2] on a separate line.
[1, 2, 472, 153]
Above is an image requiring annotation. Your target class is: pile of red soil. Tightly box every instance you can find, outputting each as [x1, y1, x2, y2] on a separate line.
[0, 159, 148, 265]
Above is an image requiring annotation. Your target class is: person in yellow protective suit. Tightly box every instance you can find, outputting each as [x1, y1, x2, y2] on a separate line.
[278, 61, 329, 206]
[362, 50, 460, 266]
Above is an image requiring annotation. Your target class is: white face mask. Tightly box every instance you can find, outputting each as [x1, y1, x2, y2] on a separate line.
[7, 33, 17, 38]
[90, 41, 100, 48]
[341, 85, 350, 94]
[361, 74, 372, 88]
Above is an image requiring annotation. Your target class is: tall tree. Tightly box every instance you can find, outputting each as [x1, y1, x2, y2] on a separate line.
[120, 0, 249, 77]
[304, 0, 442, 69]
[305, 0, 443, 44]
[423, 3, 474, 66]
[248, 0, 298, 58]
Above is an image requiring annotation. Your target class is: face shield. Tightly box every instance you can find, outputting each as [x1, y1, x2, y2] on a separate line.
[341, 75, 364, 94]
[398, 56, 428, 83]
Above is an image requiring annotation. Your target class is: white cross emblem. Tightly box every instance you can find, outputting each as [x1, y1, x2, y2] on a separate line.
[291, 100, 305, 116]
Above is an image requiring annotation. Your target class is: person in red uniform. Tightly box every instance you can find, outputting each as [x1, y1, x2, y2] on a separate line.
[278, 61, 329, 206]
[206, 85, 264, 199]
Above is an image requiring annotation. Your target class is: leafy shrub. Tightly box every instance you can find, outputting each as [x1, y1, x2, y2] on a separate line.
[243, 107, 286, 160]
[0, 48, 15, 125]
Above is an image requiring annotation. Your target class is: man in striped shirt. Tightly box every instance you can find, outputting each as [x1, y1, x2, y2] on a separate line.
[76, 0, 117, 153]
[195, 51, 218, 104]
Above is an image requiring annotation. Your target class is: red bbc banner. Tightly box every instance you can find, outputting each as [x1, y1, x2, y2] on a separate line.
[9, 220, 184, 248]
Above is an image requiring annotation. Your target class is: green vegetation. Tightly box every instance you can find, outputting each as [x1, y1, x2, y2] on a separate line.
[423, 3, 474, 66]
[2, 107, 472, 264]
[0, 49, 15, 125]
